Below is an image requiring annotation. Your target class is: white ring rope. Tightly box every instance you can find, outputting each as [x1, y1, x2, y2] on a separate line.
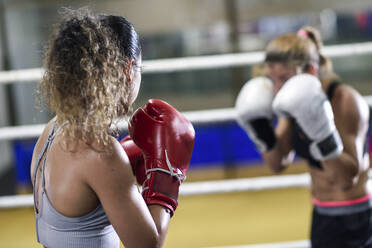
[0, 173, 311, 209]
[0, 68, 44, 85]
[180, 173, 311, 196]
[0, 124, 45, 141]
[0, 41, 372, 84]
[2, 171, 372, 209]
[0, 108, 237, 141]
[2, 94, 372, 141]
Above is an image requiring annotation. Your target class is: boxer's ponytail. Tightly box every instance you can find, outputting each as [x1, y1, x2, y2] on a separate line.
[297, 26, 333, 80]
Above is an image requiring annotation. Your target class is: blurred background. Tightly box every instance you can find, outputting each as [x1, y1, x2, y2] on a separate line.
[0, 0, 372, 246]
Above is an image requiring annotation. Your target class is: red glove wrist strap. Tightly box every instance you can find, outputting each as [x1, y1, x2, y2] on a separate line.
[142, 171, 180, 216]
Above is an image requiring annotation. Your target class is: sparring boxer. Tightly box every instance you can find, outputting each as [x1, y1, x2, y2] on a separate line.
[236, 27, 371, 248]
[31, 8, 194, 248]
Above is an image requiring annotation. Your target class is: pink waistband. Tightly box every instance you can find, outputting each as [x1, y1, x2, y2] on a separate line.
[313, 193, 372, 207]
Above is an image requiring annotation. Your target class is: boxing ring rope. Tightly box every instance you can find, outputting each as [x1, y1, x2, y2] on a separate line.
[3, 96, 372, 141]
[0, 108, 237, 141]
[1, 169, 372, 208]
[0, 41, 372, 84]
[0, 173, 313, 209]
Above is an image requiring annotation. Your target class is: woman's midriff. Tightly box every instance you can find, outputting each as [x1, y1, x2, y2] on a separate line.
[309, 167, 370, 203]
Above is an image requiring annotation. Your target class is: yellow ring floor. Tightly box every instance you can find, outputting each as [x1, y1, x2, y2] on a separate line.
[0, 187, 312, 248]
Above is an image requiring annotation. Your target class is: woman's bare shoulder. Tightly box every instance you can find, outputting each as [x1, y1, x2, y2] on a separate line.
[79, 135, 134, 189]
[332, 84, 369, 134]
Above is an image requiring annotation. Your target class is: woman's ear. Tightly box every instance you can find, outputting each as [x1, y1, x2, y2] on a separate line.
[123, 59, 135, 82]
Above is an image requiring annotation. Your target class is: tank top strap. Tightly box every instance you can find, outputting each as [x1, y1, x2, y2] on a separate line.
[33, 118, 68, 192]
[33, 118, 57, 189]
[40, 119, 68, 188]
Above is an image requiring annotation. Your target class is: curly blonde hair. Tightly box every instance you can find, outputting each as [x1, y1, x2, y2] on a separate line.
[37, 8, 141, 148]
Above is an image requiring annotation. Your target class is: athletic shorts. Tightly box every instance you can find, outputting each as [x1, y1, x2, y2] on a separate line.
[311, 194, 372, 248]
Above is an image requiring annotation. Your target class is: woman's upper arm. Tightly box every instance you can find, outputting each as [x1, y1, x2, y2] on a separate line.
[340, 91, 370, 163]
[321, 87, 368, 180]
[83, 139, 160, 248]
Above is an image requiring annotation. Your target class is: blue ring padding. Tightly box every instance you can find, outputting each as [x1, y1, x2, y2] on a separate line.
[13, 122, 262, 185]
[13, 140, 36, 185]
[117, 122, 263, 168]
[19, 120, 371, 184]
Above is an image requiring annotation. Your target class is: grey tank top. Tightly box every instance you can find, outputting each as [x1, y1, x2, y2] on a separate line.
[33, 119, 120, 248]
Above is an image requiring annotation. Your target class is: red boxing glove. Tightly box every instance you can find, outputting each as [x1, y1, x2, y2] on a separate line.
[120, 135, 146, 186]
[129, 99, 195, 216]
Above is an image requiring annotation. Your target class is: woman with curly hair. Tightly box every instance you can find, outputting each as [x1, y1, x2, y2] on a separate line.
[31, 8, 195, 248]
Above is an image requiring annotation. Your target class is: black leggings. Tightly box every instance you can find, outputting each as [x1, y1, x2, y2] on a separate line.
[311, 207, 372, 248]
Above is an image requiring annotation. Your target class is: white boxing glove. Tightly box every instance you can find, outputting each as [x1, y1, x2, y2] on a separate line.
[235, 77, 276, 152]
[272, 74, 343, 161]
